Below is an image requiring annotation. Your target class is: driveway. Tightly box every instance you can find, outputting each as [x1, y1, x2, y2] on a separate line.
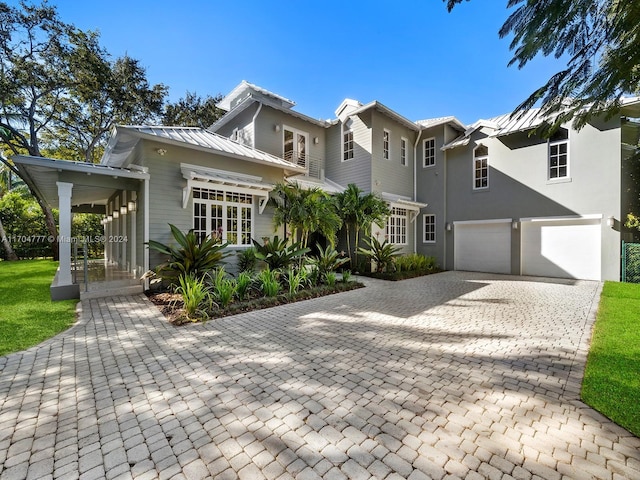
[0, 271, 639, 480]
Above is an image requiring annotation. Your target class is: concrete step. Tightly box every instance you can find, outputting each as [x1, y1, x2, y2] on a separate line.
[79, 283, 144, 300]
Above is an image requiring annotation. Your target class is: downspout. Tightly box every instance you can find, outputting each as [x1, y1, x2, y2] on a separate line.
[251, 102, 263, 148]
[143, 176, 150, 289]
[413, 128, 423, 254]
[443, 146, 448, 270]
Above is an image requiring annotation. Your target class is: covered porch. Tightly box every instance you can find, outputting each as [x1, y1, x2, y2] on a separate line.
[12, 155, 150, 300]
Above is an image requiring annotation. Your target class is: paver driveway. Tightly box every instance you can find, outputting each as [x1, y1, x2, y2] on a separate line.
[0, 271, 639, 480]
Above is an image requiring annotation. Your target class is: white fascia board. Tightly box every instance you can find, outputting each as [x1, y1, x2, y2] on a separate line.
[519, 214, 603, 223]
[13, 155, 149, 180]
[453, 218, 513, 226]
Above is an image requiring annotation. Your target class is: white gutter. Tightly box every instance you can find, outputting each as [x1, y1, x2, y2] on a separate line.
[251, 101, 263, 149]
[413, 128, 423, 254]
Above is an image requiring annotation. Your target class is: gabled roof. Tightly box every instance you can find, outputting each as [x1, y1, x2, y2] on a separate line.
[101, 126, 306, 174]
[347, 100, 420, 131]
[286, 175, 346, 194]
[209, 94, 329, 132]
[416, 116, 466, 132]
[216, 80, 296, 111]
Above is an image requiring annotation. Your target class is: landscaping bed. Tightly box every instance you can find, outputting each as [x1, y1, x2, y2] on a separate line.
[146, 280, 363, 325]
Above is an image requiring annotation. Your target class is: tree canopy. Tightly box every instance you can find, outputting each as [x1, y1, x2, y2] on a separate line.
[163, 91, 225, 128]
[445, 0, 640, 130]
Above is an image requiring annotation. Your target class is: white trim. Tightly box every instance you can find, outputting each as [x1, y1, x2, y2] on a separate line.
[519, 214, 603, 223]
[548, 136, 570, 181]
[400, 137, 408, 166]
[343, 127, 354, 162]
[423, 213, 436, 244]
[383, 129, 391, 160]
[283, 124, 309, 164]
[473, 144, 489, 190]
[453, 218, 513, 226]
[423, 137, 436, 167]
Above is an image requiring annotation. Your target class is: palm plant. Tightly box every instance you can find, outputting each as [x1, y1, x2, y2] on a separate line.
[174, 273, 213, 322]
[147, 224, 229, 281]
[309, 243, 350, 280]
[272, 182, 342, 247]
[335, 184, 390, 269]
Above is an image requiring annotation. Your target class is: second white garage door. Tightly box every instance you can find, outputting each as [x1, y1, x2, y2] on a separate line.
[520, 216, 602, 281]
[454, 220, 512, 274]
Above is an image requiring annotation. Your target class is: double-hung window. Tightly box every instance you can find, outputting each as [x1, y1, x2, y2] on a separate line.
[548, 129, 569, 180]
[473, 144, 489, 190]
[383, 129, 390, 160]
[400, 137, 408, 166]
[386, 207, 407, 245]
[423, 137, 436, 167]
[193, 187, 253, 246]
[343, 129, 354, 161]
[423, 214, 436, 243]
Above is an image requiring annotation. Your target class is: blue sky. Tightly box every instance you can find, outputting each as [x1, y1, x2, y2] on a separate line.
[48, 0, 565, 125]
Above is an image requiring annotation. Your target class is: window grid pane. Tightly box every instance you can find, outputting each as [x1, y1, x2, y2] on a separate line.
[549, 140, 568, 179]
[343, 130, 354, 160]
[193, 186, 253, 246]
[424, 138, 436, 167]
[423, 214, 436, 243]
[383, 130, 390, 160]
[401, 138, 407, 166]
[386, 207, 407, 245]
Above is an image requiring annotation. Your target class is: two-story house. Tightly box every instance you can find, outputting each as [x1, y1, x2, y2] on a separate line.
[13, 80, 640, 299]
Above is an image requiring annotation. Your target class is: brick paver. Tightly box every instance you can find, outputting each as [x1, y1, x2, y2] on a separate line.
[1, 271, 639, 479]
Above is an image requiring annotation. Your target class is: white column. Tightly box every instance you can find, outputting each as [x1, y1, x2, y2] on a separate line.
[56, 182, 73, 285]
[130, 191, 137, 275]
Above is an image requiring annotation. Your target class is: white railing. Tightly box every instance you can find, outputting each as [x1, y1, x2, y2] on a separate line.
[283, 150, 324, 179]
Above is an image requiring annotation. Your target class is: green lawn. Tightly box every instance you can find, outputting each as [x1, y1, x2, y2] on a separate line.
[0, 259, 77, 357]
[582, 281, 640, 437]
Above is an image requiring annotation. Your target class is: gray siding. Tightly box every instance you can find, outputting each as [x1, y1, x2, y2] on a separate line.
[214, 103, 259, 147]
[139, 140, 286, 270]
[324, 111, 372, 192]
[443, 120, 622, 280]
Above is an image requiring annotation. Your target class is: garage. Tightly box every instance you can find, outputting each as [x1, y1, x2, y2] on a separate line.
[520, 215, 602, 281]
[454, 219, 512, 274]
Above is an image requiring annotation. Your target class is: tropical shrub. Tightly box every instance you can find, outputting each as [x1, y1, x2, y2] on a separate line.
[284, 266, 308, 296]
[358, 236, 401, 273]
[257, 268, 280, 297]
[253, 236, 309, 270]
[235, 271, 253, 301]
[309, 243, 350, 280]
[237, 247, 257, 273]
[395, 253, 437, 272]
[148, 224, 229, 281]
[341, 269, 352, 283]
[174, 273, 213, 322]
[208, 267, 237, 308]
[324, 271, 337, 287]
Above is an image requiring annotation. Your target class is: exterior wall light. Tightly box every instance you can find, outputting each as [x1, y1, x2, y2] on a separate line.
[128, 201, 136, 212]
[156, 148, 167, 156]
[274, 124, 281, 132]
[446, 223, 452, 231]
[113, 210, 119, 219]
[512, 221, 519, 230]
[120, 205, 127, 215]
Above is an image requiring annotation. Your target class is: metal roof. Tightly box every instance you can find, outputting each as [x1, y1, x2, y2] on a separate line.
[216, 80, 296, 111]
[348, 101, 420, 131]
[12, 155, 148, 209]
[286, 175, 346, 194]
[416, 116, 466, 131]
[101, 126, 306, 173]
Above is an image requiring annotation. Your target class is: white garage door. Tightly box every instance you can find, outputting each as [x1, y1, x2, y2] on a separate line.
[454, 220, 511, 274]
[521, 217, 602, 280]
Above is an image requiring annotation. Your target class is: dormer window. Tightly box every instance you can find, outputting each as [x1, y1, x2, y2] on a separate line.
[343, 128, 354, 161]
[383, 129, 390, 160]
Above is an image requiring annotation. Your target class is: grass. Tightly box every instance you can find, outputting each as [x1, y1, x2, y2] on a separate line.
[0, 259, 77, 357]
[582, 281, 640, 437]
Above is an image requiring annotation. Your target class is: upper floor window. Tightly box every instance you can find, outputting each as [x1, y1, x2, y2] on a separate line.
[549, 129, 569, 179]
[283, 126, 308, 167]
[383, 129, 390, 160]
[423, 214, 436, 243]
[386, 207, 407, 245]
[423, 138, 436, 167]
[400, 137, 408, 166]
[343, 129, 354, 161]
[473, 144, 489, 190]
[231, 127, 239, 142]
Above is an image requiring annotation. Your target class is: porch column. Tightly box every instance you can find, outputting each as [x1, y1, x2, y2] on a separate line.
[56, 181, 73, 285]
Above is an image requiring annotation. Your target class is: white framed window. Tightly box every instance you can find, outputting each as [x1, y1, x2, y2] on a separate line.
[548, 129, 569, 179]
[231, 127, 239, 141]
[423, 214, 436, 243]
[400, 137, 408, 166]
[343, 129, 354, 161]
[283, 125, 308, 167]
[423, 137, 436, 167]
[386, 207, 407, 245]
[193, 187, 253, 246]
[473, 144, 489, 190]
[383, 129, 390, 160]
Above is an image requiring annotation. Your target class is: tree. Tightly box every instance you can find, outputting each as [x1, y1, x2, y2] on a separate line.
[0, 1, 167, 259]
[163, 91, 225, 128]
[0, 161, 18, 260]
[335, 184, 390, 269]
[445, 0, 640, 132]
[272, 182, 342, 248]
